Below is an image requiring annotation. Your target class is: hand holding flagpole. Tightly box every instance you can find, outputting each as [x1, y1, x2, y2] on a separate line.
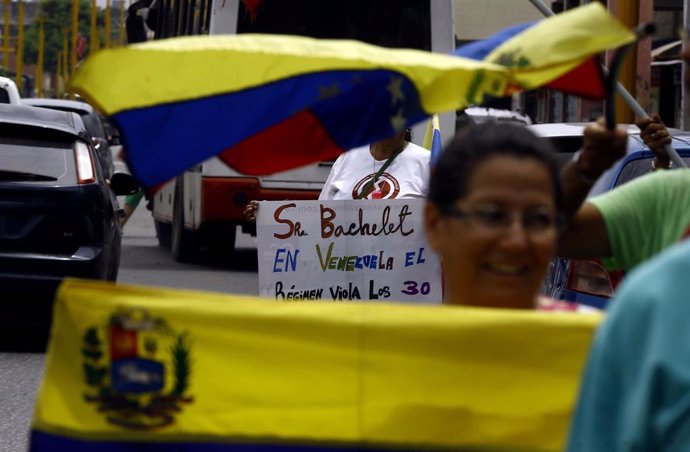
[528, 0, 687, 168]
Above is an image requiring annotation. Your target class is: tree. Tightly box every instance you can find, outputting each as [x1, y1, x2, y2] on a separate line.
[24, 0, 108, 73]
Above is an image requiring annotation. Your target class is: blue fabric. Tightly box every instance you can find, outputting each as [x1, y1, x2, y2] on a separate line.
[453, 22, 536, 61]
[568, 239, 690, 451]
[429, 128, 442, 167]
[30, 430, 426, 452]
[114, 69, 426, 188]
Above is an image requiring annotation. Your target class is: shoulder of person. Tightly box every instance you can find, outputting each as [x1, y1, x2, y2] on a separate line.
[663, 167, 690, 184]
[333, 146, 365, 164]
[402, 142, 432, 160]
[608, 239, 690, 322]
[590, 167, 689, 205]
[346, 144, 371, 156]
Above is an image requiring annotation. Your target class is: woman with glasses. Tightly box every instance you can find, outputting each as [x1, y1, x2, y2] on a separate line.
[424, 121, 563, 310]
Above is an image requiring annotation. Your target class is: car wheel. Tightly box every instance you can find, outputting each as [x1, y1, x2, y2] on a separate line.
[106, 220, 121, 281]
[205, 222, 236, 263]
[107, 256, 120, 281]
[171, 179, 197, 262]
[155, 219, 172, 249]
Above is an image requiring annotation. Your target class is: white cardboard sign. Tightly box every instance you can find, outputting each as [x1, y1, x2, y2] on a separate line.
[257, 200, 442, 303]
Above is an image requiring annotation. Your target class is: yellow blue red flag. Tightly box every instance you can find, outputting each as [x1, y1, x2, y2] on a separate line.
[71, 2, 632, 188]
[422, 114, 442, 166]
[481, 2, 633, 97]
[31, 279, 600, 451]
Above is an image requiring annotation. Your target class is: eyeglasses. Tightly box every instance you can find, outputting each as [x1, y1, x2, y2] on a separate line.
[442, 205, 558, 237]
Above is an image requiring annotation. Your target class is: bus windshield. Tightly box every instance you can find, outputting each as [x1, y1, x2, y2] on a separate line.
[236, 0, 431, 50]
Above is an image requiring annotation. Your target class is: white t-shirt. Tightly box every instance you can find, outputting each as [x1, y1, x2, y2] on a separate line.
[318, 143, 430, 200]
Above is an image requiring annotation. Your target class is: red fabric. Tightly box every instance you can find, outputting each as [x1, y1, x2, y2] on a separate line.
[109, 326, 138, 361]
[546, 57, 605, 100]
[218, 110, 344, 176]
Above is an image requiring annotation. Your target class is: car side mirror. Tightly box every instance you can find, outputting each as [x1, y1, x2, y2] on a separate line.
[109, 172, 139, 196]
[92, 136, 105, 150]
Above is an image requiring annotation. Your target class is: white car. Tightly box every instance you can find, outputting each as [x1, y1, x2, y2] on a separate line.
[465, 107, 533, 125]
[0, 76, 21, 104]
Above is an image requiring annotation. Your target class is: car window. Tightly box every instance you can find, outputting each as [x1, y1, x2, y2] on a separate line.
[80, 113, 107, 139]
[543, 136, 583, 169]
[0, 89, 10, 104]
[0, 137, 78, 184]
[615, 156, 690, 187]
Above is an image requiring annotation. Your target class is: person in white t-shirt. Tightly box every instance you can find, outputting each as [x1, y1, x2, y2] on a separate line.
[319, 129, 430, 200]
[244, 130, 430, 221]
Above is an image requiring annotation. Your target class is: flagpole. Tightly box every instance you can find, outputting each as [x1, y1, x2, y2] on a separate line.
[527, 0, 687, 169]
[683, 0, 690, 131]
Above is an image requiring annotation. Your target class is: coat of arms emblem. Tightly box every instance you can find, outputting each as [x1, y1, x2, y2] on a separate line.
[82, 308, 193, 429]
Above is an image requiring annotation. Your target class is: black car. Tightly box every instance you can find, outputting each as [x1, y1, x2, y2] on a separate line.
[0, 105, 136, 331]
[21, 98, 116, 178]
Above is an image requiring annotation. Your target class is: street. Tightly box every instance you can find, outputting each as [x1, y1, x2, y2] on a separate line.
[0, 201, 260, 451]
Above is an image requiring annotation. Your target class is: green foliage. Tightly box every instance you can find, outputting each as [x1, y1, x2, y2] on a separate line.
[83, 327, 101, 347]
[82, 347, 103, 360]
[170, 333, 191, 397]
[23, 0, 110, 72]
[83, 362, 107, 386]
[82, 327, 107, 387]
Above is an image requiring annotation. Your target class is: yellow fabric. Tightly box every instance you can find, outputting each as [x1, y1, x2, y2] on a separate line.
[72, 34, 508, 116]
[33, 279, 601, 451]
[486, 2, 634, 91]
[422, 114, 440, 151]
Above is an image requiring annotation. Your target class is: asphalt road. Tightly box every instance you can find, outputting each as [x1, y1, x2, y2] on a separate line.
[0, 201, 260, 451]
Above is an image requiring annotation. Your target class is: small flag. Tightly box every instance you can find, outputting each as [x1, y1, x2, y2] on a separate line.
[423, 114, 442, 166]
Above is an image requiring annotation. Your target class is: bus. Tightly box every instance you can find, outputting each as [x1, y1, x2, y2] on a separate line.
[127, 0, 455, 262]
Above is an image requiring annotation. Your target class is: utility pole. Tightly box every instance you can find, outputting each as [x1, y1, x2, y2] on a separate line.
[16, 0, 23, 93]
[37, 16, 44, 97]
[62, 27, 68, 96]
[3, 0, 10, 71]
[90, 0, 98, 55]
[680, 0, 690, 130]
[105, 0, 111, 48]
[612, 0, 640, 125]
[119, 0, 126, 46]
[71, 0, 78, 86]
[57, 51, 62, 97]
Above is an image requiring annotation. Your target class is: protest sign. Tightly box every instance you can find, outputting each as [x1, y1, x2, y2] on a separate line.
[257, 200, 442, 303]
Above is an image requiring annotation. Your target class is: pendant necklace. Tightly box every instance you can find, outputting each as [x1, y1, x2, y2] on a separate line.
[371, 147, 383, 199]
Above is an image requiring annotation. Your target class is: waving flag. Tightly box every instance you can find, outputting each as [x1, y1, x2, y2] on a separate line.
[73, 35, 508, 187]
[423, 114, 442, 166]
[71, 2, 633, 188]
[462, 2, 632, 99]
[456, 21, 606, 99]
[31, 279, 600, 452]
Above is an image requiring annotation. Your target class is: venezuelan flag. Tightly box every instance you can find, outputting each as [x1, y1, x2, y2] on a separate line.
[422, 115, 442, 166]
[31, 279, 600, 451]
[71, 2, 633, 188]
[72, 35, 508, 188]
[476, 2, 634, 98]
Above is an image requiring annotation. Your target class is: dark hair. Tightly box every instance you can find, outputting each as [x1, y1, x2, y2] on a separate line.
[404, 128, 412, 142]
[428, 121, 563, 217]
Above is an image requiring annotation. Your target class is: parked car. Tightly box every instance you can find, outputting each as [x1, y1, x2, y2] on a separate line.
[0, 76, 21, 104]
[465, 107, 533, 125]
[21, 98, 116, 179]
[0, 105, 137, 330]
[532, 123, 690, 309]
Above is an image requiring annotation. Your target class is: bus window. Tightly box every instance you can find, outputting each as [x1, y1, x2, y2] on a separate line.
[236, 0, 431, 51]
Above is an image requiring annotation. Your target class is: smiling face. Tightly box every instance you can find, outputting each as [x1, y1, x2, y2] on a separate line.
[425, 155, 558, 309]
